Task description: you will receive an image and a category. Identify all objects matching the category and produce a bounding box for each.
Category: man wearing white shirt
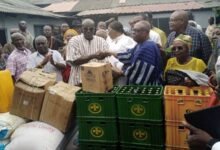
[26,35,66,81]
[107,21,136,53]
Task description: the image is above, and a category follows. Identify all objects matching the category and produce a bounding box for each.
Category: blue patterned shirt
[167,25,212,64]
[118,40,162,85]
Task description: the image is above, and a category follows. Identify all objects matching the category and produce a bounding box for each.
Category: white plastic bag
[0,113,26,140]
[6,121,64,150]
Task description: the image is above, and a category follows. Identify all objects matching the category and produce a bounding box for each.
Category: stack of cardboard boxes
[10,69,80,133]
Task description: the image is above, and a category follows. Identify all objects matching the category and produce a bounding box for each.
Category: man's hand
[41,52,52,66]
[95,51,112,60]
[183,122,213,149]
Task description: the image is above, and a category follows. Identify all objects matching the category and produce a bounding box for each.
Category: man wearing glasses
[113,20,163,85]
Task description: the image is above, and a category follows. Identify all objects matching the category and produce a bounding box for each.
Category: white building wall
[0,14,64,42]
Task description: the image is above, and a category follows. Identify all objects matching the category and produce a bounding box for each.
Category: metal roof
[77,1,203,16]
[24,0,63,5]
[0,0,64,18]
[43,1,79,13]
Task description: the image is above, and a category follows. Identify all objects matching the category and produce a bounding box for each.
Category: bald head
[43,25,52,38]
[135,20,151,32]
[133,21,151,43]
[169,10,189,32]
[18,20,27,31]
[172,10,189,23]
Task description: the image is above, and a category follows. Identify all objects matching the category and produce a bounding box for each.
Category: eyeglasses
[171,46,184,52]
[83,27,94,32]
[132,29,145,33]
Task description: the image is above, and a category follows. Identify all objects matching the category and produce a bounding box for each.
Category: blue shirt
[118,40,162,85]
[167,25,212,64]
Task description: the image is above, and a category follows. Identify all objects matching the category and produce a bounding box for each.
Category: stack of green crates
[76,86,119,150]
[116,85,164,149]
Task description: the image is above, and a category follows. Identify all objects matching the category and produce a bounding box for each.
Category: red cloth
[62,64,71,83]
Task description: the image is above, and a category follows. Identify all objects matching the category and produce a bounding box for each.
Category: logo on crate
[195,99,202,105]
[86,70,96,82]
[133,129,148,141]
[88,103,102,114]
[131,104,145,116]
[185,109,193,114]
[90,127,104,138]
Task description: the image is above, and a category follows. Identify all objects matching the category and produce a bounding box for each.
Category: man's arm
[183,122,217,150]
[6,55,16,83]
[69,51,112,66]
[50,51,66,70]
[201,33,212,64]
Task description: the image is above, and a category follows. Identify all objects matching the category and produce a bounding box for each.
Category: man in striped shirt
[66,18,111,86]
[115,21,162,85]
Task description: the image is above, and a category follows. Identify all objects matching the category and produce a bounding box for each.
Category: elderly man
[18,20,33,51]
[55,23,70,46]
[167,10,212,64]
[66,18,111,86]
[27,35,66,81]
[114,21,162,85]
[129,14,162,46]
[43,25,63,51]
[6,33,32,82]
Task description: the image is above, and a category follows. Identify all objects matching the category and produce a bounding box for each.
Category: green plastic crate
[76,86,119,118]
[120,144,164,150]
[78,118,118,143]
[119,119,164,147]
[79,141,118,150]
[116,85,163,121]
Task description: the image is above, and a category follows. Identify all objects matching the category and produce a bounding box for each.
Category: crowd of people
[1,10,220,149]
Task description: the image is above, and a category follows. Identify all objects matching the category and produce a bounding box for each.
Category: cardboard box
[10,69,56,120]
[81,62,113,93]
[19,68,56,89]
[40,82,81,132]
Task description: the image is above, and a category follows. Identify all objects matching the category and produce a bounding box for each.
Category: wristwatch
[207,138,219,150]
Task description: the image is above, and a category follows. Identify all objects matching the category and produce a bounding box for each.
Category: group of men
[0,9,219,150]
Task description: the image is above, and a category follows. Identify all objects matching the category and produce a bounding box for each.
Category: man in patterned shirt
[6,33,31,82]
[66,18,111,86]
[167,10,212,64]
